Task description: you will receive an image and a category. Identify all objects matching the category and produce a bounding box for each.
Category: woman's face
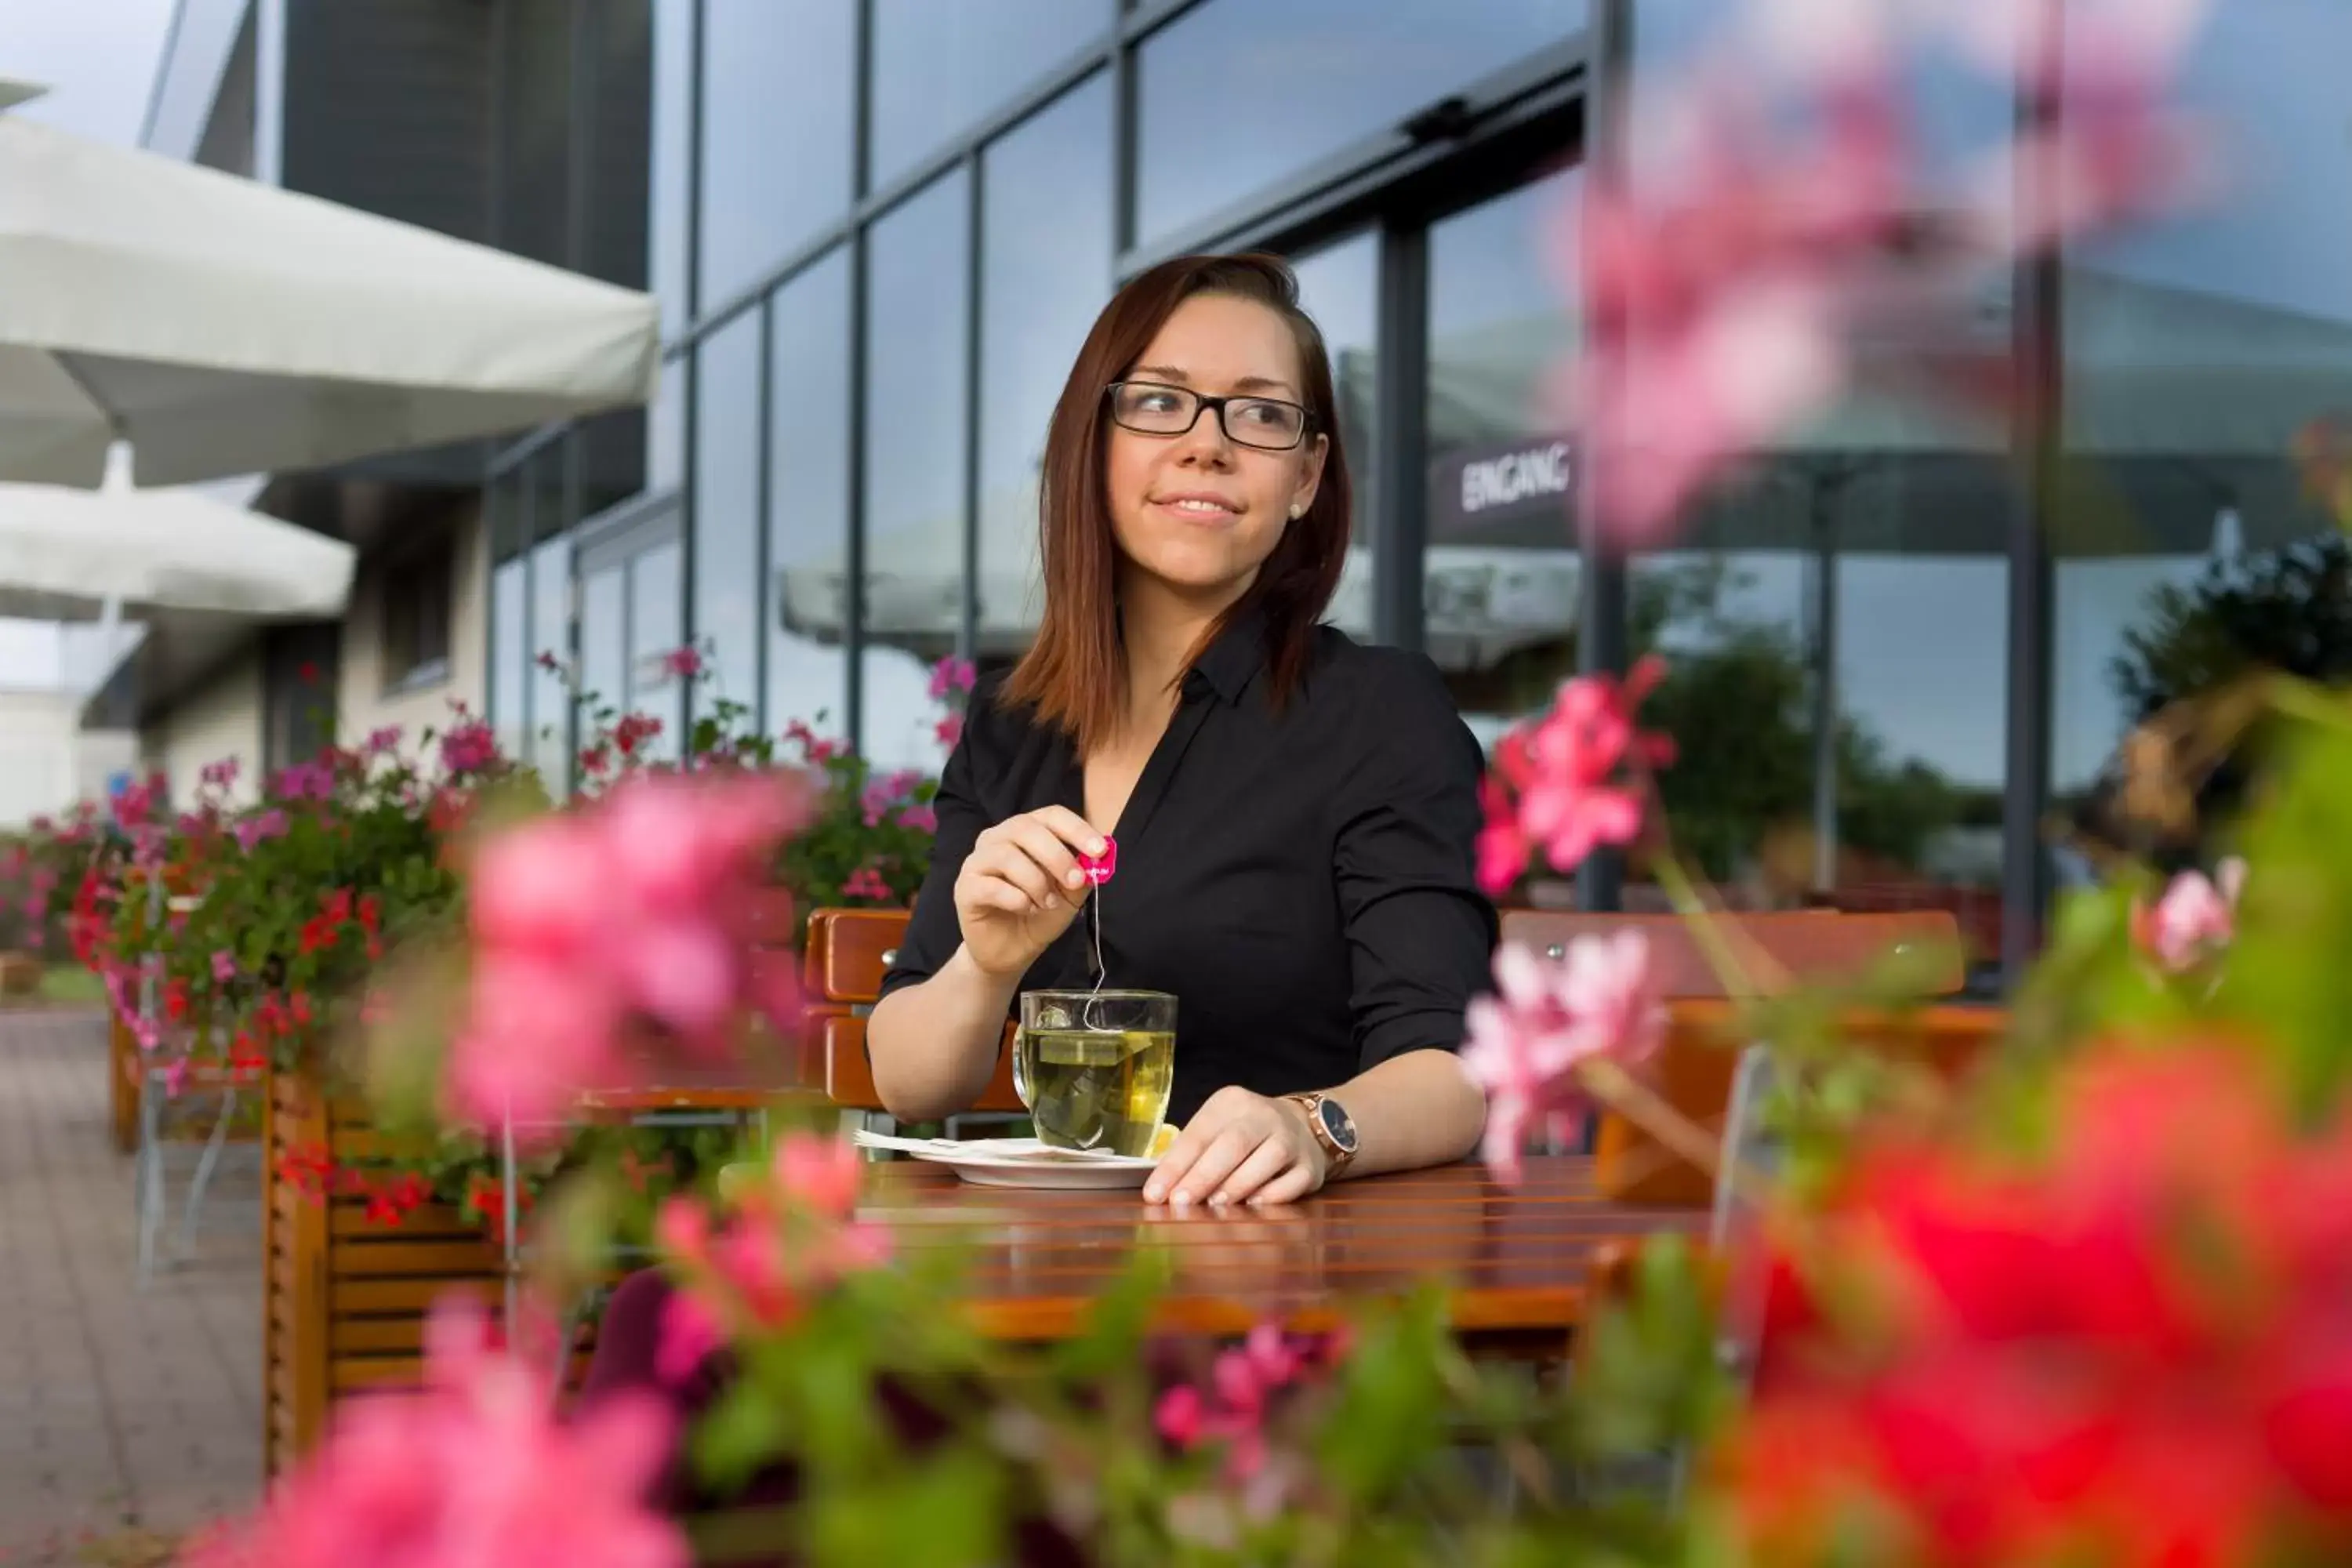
[1103,292,1327,604]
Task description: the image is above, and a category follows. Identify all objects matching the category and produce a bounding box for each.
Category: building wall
[138,650,265,810]
[336,500,491,751]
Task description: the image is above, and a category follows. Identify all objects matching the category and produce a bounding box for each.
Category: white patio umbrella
[0,82,659,488]
[0,473,354,623]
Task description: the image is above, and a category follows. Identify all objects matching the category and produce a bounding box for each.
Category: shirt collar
[1188,601,1269,706]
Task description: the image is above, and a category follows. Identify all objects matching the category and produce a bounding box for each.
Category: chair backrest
[1497,908,1998,1207]
[801,908,1022,1114]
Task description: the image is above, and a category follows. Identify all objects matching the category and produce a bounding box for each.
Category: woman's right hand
[953,806,1109,979]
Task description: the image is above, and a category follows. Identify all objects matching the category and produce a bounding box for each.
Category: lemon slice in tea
[1146,1123,1178,1159]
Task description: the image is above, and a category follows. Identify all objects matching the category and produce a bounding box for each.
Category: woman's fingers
[1028,805,1108,860]
[965,840,1059,912]
[1155,1127,1256,1207]
[1212,1138,1296,1207]
[996,817,1088,898]
[1244,1161,1322,1207]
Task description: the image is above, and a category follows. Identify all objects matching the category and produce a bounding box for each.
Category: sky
[0,0,178,688]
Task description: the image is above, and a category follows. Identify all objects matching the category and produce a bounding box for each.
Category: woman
[577,256,1495,1522]
[868,251,1494,1207]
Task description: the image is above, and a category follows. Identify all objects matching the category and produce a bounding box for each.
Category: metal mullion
[1370,223,1428,655]
[1111,9,1139,255]
[1574,0,1632,916]
[2002,0,2062,991]
[960,151,985,663]
[753,293,775,734]
[844,0,875,753]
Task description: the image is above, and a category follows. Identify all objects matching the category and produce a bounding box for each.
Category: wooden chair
[800,908,1022,1120]
[1497,909,2002,1206]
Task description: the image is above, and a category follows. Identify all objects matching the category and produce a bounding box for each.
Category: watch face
[1318,1097,1359,1153]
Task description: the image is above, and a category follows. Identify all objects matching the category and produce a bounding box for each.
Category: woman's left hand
[1144,1087,1327,1207]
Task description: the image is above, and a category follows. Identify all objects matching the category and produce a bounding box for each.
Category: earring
[1288,502,1303,519]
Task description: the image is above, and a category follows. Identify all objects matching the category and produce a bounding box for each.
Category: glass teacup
[1012,989,1177,1157]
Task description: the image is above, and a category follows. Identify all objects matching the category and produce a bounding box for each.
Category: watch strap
[1287,1092,1356,1172]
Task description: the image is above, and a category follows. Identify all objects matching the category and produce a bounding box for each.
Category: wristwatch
[1285,1092,1360,1176]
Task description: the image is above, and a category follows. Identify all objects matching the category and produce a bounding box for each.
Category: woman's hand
[1144,1087,1327,1208]
[953,805,1106,979]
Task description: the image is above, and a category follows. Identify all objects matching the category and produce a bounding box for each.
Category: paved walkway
[0,1009,260,1561]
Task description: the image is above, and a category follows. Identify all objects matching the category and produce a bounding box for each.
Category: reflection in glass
[628,540,684,764]
[579,566,626,740]
[692,313,763,719]
[529,532,573,792]
[1289,234,1377,637]
[2053,0,2352,866]
[976,76,1112,681]
[491,557,527,768]
[861,172,969,771]
[696,0,855,310]
[768,251,854,739]
[1137,0,1584,244]
[649,359,686,492]
[1423,169,1580,761]
[649,0,693,333]
[869,0,1112,191]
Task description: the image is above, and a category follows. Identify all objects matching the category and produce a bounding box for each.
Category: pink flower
[212,949,237,983]
[232,808,289,854]
[841,865,894,902]
[441,720,499,776]
[363,725,404,757]
[2133,857,2245,974]
[859,768,924,826]
[184,1296,686,1568]
[199,757,241,791]
[927,655,977,702]
[654,1286,725,1387]
[1461,931,1667,1183]
[1479,659,1674,895]
[935,713,964,751]
[898,803,937,834]
[274,760,336,803]
[446,771,813,1136]
[662,645,703,681]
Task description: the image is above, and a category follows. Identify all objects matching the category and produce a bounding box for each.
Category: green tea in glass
[1014,989,1177,1157]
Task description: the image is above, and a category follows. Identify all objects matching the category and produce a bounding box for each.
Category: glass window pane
[1137,0,1584,245]
[529,531,573,792]
[692,313,764,720]
[650,0,693,333]
[649,358,686,492]
[869,0,1112,191]
[580,564,627,737]
[492,557,528,764]
[2053,1,2352,869]
[860,172,971,772]
[1289,234,1378,637]
[697,0,856,310]
[1425,171,1581,773]
[769,250,854,739]
[627,539,684,764]
[977,77,1113,682]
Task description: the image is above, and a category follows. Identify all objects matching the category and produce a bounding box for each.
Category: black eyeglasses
[1105,380,1313,452]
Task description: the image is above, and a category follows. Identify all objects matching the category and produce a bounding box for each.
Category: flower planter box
[262,1062,600,1479]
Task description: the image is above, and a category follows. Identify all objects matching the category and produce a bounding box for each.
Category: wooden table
[858,1156,1702,1353]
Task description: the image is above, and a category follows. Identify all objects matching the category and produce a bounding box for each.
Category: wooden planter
[109,1009,140,1153]
[262,1062,597,1478]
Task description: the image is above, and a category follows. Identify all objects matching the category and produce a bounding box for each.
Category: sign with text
[1429,437,1575,537]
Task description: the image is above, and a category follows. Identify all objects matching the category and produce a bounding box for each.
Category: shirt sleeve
[1330,652,1499,1075]
[877,716,986,1003]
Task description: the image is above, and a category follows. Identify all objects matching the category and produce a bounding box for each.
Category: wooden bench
[1498,909,2001,1206]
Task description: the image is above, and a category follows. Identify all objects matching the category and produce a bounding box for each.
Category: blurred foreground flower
[652,1131,888,1381]
[448,769,813,1139]
[1477,658,1675,895]
[187,1298,686,1568]
[2132,856,2245,975]
[1729,1041,2352,1567]
[1461,931,1666,1182]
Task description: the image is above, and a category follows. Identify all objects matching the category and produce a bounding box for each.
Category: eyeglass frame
[1102,379,1317,453]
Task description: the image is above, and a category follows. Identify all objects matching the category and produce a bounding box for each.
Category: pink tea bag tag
[1077,837,1118,887]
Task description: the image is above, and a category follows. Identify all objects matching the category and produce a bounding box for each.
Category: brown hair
[1000,252,1352,755]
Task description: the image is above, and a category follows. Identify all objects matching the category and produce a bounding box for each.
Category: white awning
[0,83,659,488]
[0,474,355,622]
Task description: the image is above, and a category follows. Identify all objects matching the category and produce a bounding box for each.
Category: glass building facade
[484,0,2352,997]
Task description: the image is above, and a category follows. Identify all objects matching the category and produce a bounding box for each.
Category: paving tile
[0,1010,261,1554]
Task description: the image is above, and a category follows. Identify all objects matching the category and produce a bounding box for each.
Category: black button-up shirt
[879,614,1499,1126]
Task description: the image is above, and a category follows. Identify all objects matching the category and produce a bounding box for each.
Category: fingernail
[1171,1191,1193,1210]
[1044,894,1061,909]
[1209,1192,1230,1208]
[1065,869,1084,888]
[1091,840,1106,855]
[1143,1184,1164,1203]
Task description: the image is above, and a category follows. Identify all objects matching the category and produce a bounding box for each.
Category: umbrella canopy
[0,83,659,488]
[0,476,355,622]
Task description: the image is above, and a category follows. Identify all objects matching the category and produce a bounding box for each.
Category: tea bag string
[1082,878,1110,1033]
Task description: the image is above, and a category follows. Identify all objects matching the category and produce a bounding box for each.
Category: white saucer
[854,1131,1157,1189]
